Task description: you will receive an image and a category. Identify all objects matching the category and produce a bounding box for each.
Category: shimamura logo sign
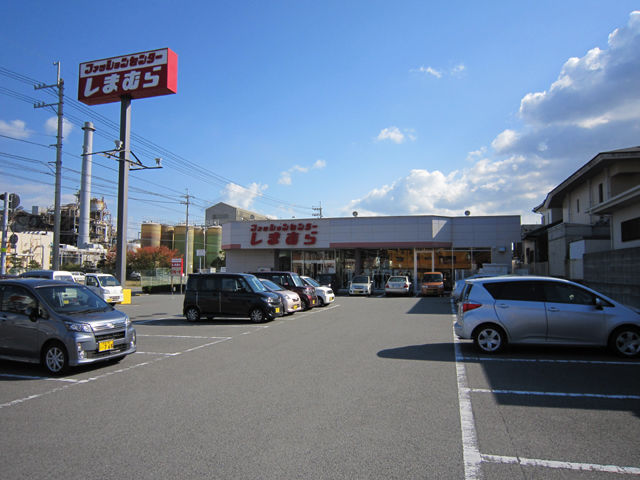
[78,48,178,106]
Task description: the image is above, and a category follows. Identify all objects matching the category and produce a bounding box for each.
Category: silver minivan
[0,279,136,374]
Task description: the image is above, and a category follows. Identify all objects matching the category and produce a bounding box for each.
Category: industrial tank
[192,227,205,272]
[140,222,161,248]
[160,224,174,250]
[206,225,222,268]
[173,225,194,275]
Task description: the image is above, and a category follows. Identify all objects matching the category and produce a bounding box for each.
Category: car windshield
[422,274,442,282]
[389,277,407,282]
[260,279,284,291]
[98,275,120,287]
[303,277,321,287]
[290,273,304,287]
[352,276,369,283]
[38,285,109,313]
[245,276,267,292]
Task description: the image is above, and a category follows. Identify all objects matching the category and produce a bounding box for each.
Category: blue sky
[1,1,640,239]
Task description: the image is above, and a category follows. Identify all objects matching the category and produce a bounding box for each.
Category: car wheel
[185,307,200,322]
[473,325,506,354]
[301,298,310,310]
[250,308,266,323]
[42,341,69,375]
[317,297,325,307]
[609,326,640,358]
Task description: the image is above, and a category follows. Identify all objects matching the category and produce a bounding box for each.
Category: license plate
[312,300,316,305]
[275,307,280,313]
[293,305,299,310]
[98,340,113,352]
[328,296,334,301]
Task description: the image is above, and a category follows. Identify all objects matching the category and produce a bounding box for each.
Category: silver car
[349,275,372,296]
[385,276,413,296]
[454,276,640,357]
[259,278,302,314]
[0,279,137,375]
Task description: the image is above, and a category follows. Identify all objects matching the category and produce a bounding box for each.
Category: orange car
[421,272,444,297]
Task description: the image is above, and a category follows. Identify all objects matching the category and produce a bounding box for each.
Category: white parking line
[453,322,482,480]
[482,454,640,475]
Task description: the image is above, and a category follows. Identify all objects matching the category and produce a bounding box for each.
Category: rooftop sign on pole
[78,48,178,106]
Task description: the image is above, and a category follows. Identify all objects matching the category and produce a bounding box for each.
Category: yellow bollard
[121,288,132,305]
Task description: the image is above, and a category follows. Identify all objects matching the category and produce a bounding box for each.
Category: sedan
[385,276,413,296]
[454,276,640,357]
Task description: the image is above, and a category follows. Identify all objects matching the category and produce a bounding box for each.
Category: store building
[222,214,521,290]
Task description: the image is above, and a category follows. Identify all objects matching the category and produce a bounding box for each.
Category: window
[542,282,595,305]
[598,183,603,203]
[1,285,37,314]
[621,217,640,242]
[486,281,544,302]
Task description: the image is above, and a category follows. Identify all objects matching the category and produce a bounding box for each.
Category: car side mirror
[24,307,39,322]
[595,297,604,310]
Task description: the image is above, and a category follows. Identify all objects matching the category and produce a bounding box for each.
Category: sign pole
[0,192,8,274]
[115,96,131,286]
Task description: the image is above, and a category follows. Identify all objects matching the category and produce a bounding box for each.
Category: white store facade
[222,214,522,290]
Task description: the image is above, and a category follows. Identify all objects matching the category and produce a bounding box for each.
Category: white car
[84,273,124,306]
[70,271,86,283]
[349,275,372,296]
[301,276,335,307]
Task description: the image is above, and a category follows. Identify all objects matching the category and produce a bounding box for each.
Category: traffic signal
[0,193,20,210]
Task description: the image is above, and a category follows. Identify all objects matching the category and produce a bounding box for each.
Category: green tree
[210,250,226,270]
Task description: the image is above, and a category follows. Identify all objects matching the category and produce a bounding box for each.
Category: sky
[1,1,640,240]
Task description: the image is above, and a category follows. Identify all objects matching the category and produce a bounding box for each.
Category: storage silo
[206,225,222,269]
[140,222,161,248]
[193,227,205,272]
[173,225,194,275]
[160,224,174,250]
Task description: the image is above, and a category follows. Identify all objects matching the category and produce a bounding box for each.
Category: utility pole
[35,62,64,269]
[181,190,191,275]
[312,202,323,218]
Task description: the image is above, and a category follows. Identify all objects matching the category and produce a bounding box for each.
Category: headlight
[266,297,277,304]
[283,294,291,299]
[65,322,93,333]
[125,316,131,328]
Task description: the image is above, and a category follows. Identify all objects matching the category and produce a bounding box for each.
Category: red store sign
[78,48,178,106]
[249,223,318,246]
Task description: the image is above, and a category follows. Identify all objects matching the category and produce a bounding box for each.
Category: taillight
[462,301,482,313]
[385,283,389,288]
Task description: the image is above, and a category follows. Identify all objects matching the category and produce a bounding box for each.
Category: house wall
[584,246,640,310]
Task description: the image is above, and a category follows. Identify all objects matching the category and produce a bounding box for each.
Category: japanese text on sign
[249,223,318,246]
[78,48,178,106]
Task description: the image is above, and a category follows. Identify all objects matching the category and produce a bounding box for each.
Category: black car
[247,271,317,310]
[183,273,283,323]
[316,273,341,291]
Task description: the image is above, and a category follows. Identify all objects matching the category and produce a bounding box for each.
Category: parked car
[130,271,141,279]
[69,271,86,284]
[385,276,413,296]
[0,278,137,375]
[19,270,76,283]
[183,272,283,323]
[84,274,124,306]
[316,273,341,291]
[451,274,495,303]
[421,272,444,297]
[454,276,640,357]
[349,275,372,296]
[258,278,302,314]
[248,271,317,311]
[301,276,335,307]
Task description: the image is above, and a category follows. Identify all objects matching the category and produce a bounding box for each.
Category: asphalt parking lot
[0,291,638,479]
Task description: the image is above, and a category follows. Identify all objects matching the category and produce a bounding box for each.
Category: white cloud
[278,172,292,185]
[279,159,327,185]
[377,127,407,144]
[0,119,31,139]
[410,66,442,78]
[45,117,74,137]
[451,64,466,75]
[346,13,640,224]
[220,182,267,210]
